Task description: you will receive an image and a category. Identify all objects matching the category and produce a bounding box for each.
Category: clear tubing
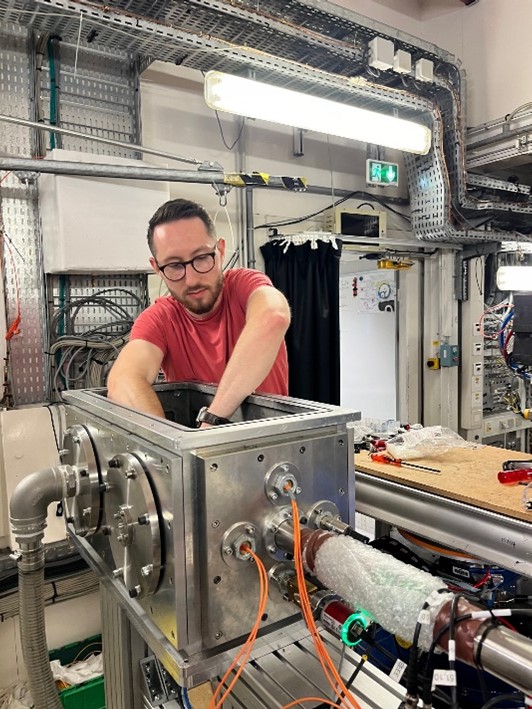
[312,534,452,649]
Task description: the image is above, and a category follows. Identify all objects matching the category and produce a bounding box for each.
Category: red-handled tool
[370,453,440,473]
[497,469,532,485]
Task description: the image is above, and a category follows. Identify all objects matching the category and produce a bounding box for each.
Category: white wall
[336,0,532,126]
[140,63,410,273]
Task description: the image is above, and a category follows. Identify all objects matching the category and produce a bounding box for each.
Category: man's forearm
[107,376,165,417]
[208,309,288,418]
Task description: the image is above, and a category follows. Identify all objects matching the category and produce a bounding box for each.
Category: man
[107,198,290,424]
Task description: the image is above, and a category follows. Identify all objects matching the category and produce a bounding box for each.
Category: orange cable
[209,548,269,709]
[282,699,341,709]
[290,498,363,709]
[0,228,21,341]
[213,554,268,708]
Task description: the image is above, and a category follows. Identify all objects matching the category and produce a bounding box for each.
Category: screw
[269,492,278,501]
[337,439,344,447]
[125,469,136,479]
[215,631,223,640]
[257,454,264,462]
[299,447,306,454]
[141,564,153,577]
[267,545,276,553]
[210,463,218,471]
[223,547,233,556]
[138,514,150,525]
[245,525,255,535]
[109,457,121,468]
[338,488,345,495]
[295,486,302,494]
[99,482,110,493]
[211,520,220,528]
[281,464,289,473]
[129,585,141,598]
[79,468,88,477]
[82,507,91,517]
[112,567,123,578]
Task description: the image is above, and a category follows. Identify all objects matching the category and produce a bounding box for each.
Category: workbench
[354,445,532,577]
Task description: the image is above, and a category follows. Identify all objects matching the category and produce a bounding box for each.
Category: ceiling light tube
[204,71,432,155]
[496,266,532,292]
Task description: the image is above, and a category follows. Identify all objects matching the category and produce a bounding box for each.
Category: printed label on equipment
[389,659,407,683]
[432,669,457,687]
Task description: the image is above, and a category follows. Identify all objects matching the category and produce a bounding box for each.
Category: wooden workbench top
[355,445,532,523]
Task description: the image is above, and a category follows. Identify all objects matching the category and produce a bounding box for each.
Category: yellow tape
[224,172,269,187]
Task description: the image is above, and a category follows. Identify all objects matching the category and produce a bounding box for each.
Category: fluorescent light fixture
[497,266,532,291]
[204,71,432,155]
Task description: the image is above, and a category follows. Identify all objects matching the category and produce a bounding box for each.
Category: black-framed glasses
[157,249,217,282]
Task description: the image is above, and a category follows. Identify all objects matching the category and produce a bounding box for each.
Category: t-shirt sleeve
[229,269,275,310]
[130,301,168,354]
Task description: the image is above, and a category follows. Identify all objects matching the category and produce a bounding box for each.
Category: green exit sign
[366,159,399,187]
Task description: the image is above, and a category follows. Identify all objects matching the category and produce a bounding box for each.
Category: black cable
[45,403,60,451]
[448,594,461,709]
[254,190,411,231]
[479,694,525,709]
[341,653,367,696]
[214,110,245,150]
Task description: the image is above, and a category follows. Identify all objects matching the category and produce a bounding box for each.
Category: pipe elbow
[9,466,76,543]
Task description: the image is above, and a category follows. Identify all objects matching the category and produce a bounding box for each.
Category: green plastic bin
[49,634,105,709]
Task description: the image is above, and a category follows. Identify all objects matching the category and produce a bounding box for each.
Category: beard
[172,271,224,315]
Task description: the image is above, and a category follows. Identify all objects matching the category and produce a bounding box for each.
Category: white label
[389,659,407,683]
[417,609,431,624]
[432,669,457,687]
[448,640,456,662]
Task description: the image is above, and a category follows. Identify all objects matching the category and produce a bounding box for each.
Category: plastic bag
[385,425,477,460]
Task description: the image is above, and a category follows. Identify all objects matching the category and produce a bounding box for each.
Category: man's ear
[217,238,226,261]
[149,256,160,274]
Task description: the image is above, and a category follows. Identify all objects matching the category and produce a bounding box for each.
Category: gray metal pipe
[0,156,304,192]
[0,156,224,184]
[10,465,81,709]
[0,113,203,166]
[475,622,532,695]
[245,187,255,269]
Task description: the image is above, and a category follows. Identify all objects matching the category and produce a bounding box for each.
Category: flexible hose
[19,550,62,709]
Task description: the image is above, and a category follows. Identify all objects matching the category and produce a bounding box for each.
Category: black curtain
[260,239,342,404]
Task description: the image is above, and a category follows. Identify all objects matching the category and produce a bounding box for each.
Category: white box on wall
[38,150,169,273]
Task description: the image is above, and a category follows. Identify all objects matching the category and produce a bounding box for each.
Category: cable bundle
[49,287,145,394]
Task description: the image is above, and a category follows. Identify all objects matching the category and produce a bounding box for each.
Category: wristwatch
[196,406,231,427]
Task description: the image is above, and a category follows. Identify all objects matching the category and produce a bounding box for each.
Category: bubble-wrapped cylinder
[310,534,453,650]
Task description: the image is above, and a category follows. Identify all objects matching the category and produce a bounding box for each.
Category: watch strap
[196,406,231,427]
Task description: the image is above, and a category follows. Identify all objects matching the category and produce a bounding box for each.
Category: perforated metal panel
[0,22,142,405]
[0,24,48,405]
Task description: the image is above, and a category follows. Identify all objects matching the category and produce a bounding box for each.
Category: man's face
[150,217,226,317]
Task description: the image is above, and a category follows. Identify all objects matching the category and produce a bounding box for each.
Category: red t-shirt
[131,268,288,395]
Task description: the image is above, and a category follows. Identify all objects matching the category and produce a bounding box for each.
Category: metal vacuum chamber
[61,382,358,684]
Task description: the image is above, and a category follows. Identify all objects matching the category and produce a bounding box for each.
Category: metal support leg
[101,583,147,709]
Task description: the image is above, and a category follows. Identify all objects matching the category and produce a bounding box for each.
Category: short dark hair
[147,199,215,255]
